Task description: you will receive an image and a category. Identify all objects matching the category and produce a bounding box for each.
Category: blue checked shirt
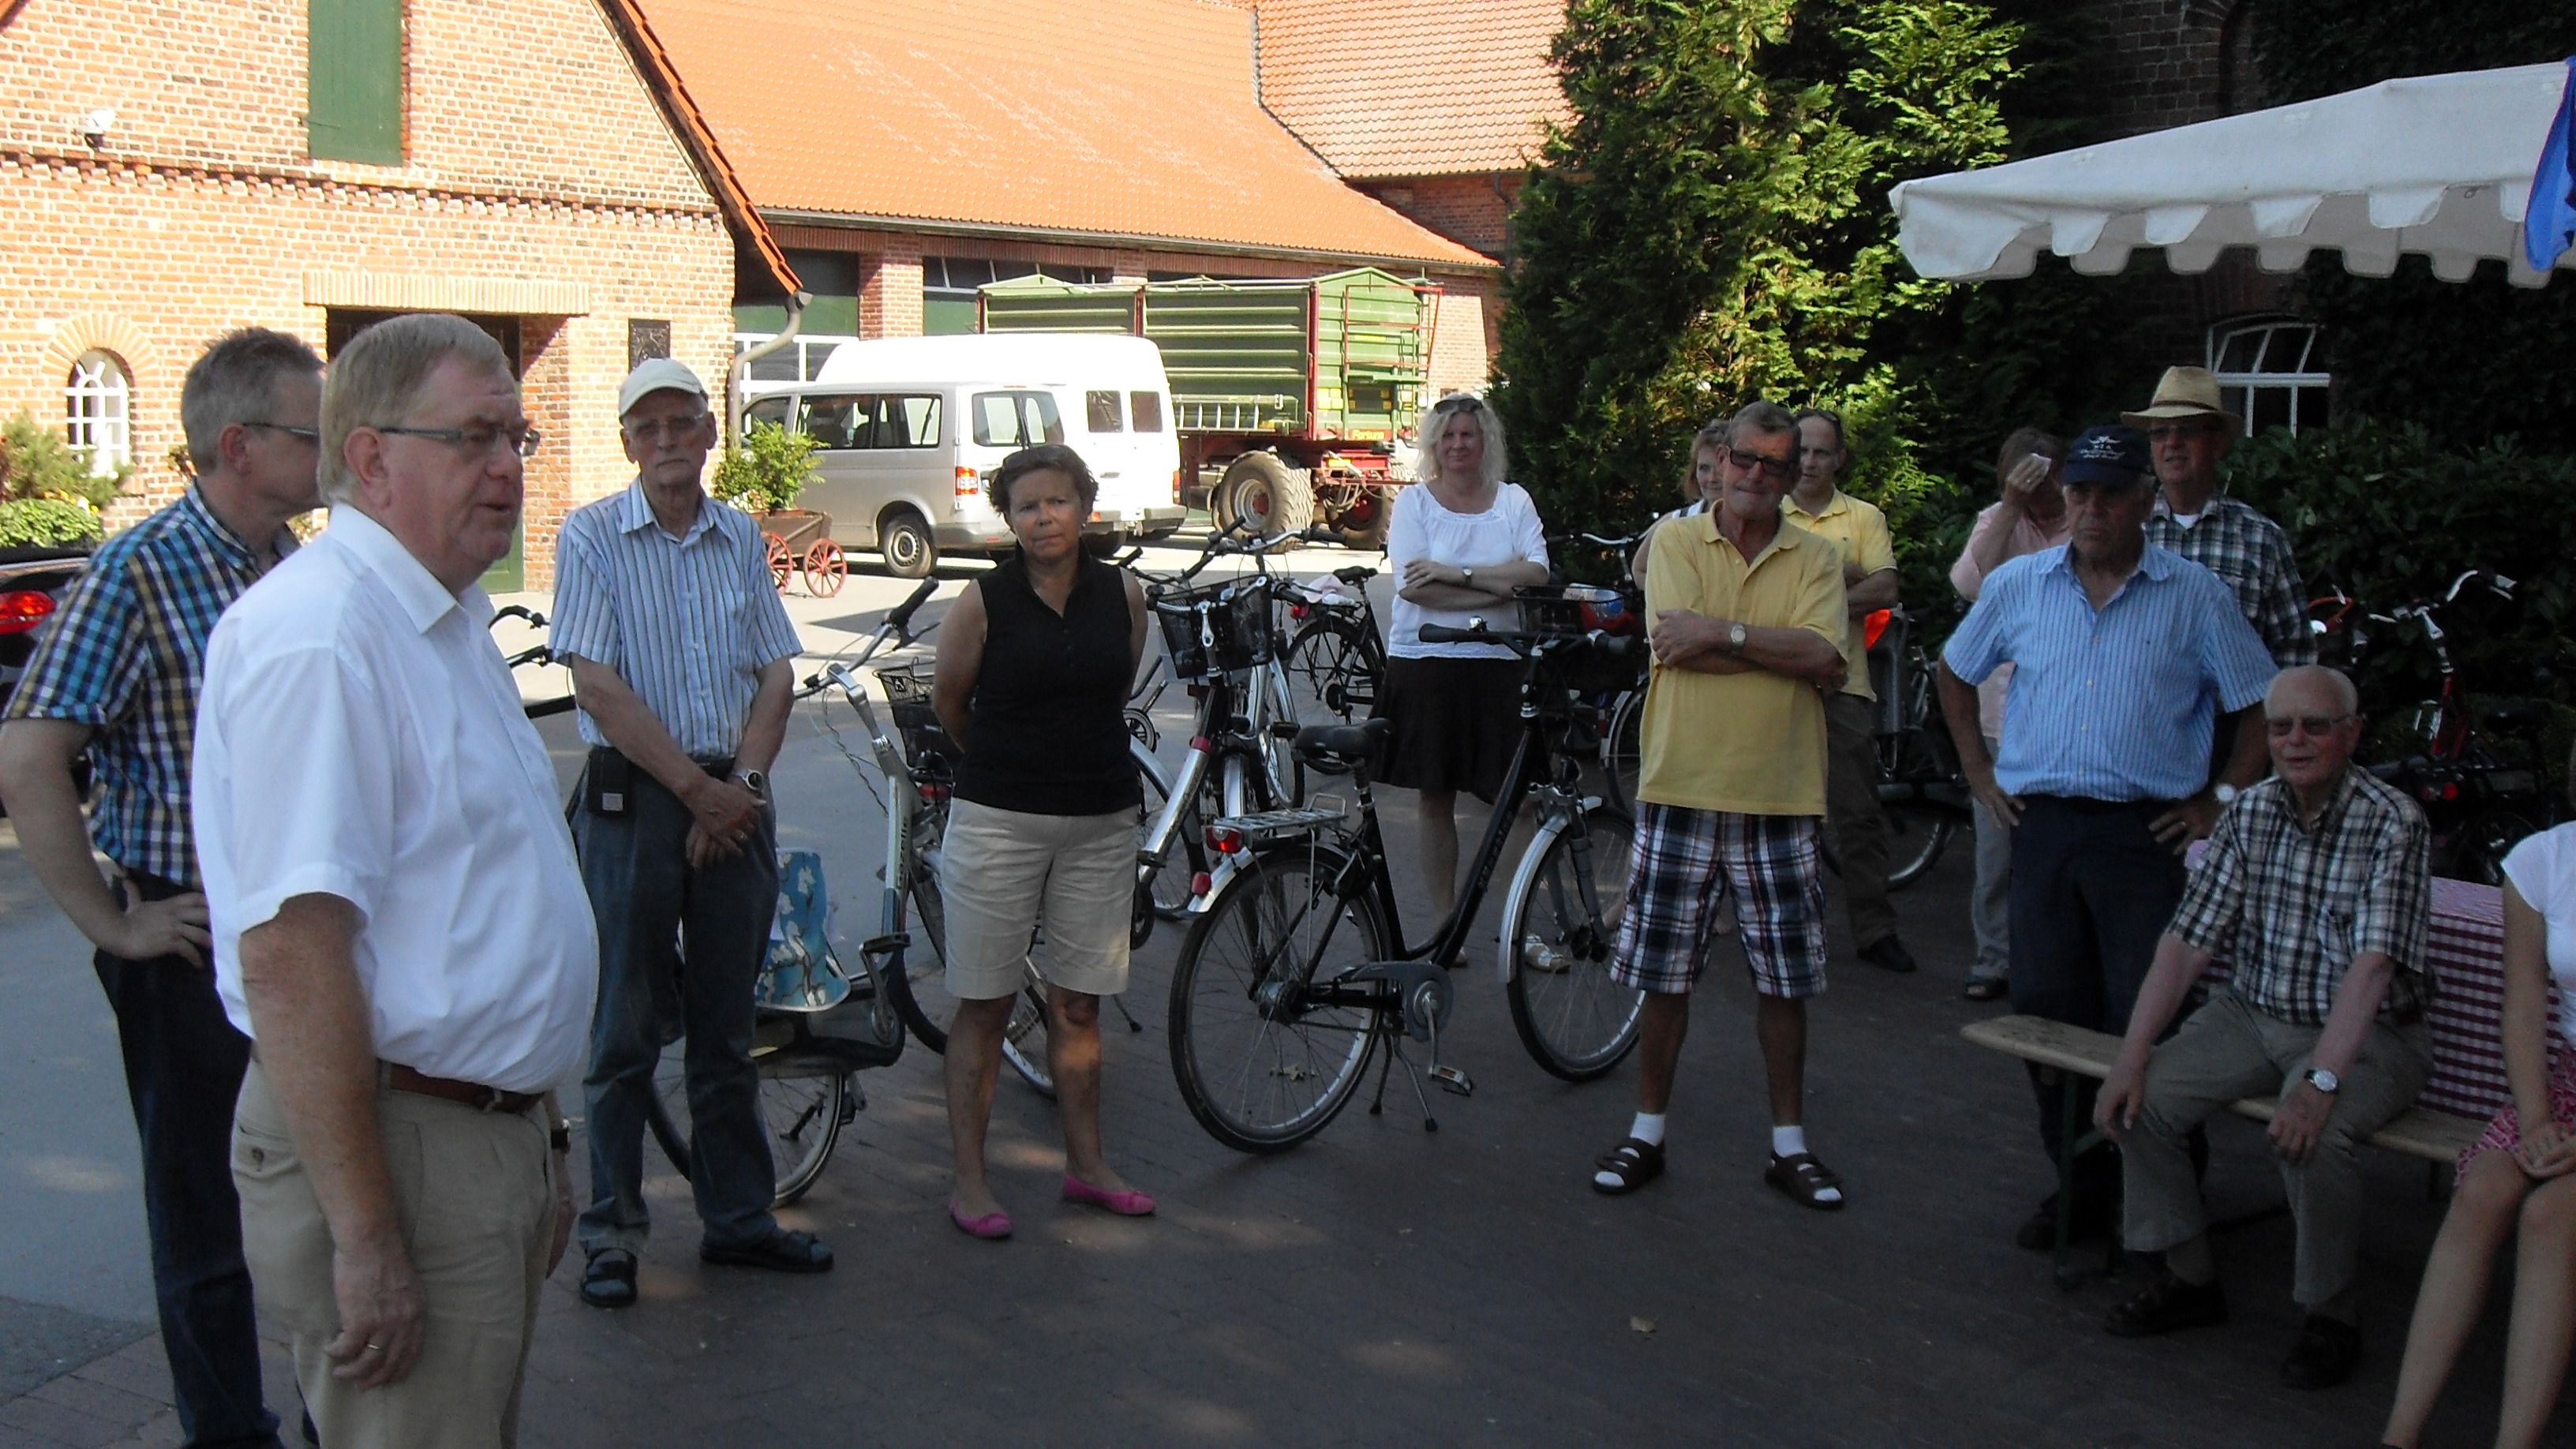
[3,488,286,886]
[1943,544,2275,802]
[551,481,801,758]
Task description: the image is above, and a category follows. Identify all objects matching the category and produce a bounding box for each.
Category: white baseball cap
[617,357,708,419]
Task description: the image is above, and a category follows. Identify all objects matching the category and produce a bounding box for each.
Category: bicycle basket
[1515,586,1640,694]
[1154,578,1273,683]
[874,665,960,771]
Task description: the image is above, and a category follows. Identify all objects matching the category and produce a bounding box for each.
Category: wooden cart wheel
[802,540,848,598]
[763,532,792,592]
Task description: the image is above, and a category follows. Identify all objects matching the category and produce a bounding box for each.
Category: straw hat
[2119,365,2241,431]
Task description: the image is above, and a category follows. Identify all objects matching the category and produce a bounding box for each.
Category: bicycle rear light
[1205,824,1248,855]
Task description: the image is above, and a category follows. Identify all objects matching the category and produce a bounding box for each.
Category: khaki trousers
[233,1061,555,1449]
[1822,691,1897,949]
[2121,992,2431,1308]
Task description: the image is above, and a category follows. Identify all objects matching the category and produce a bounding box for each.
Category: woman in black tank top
[929,444,1156,1238]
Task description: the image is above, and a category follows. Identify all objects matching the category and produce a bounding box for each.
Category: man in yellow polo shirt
[1782,408,1917,975]
[1589,401,1852,1211]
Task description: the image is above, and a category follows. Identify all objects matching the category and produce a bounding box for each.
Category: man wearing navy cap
[1936,425,2277,1251]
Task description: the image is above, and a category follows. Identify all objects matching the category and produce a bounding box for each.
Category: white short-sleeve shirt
[196,507,597,1094]
[1383,481,1549,660]
[2501,822,2576,1049]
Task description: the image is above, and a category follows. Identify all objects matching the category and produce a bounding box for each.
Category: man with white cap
[2126,365,2315,671]
[553,357,826,1310]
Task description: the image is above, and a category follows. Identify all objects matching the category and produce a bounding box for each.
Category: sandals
[578,1248,637,1309]
[1962,975,2009,1002]
[1765,1151,1846,1211]
[1591,1136,1666,1195]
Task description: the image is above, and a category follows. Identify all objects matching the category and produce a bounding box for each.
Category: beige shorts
[938,797,1133,1000]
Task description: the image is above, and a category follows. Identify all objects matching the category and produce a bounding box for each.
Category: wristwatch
[735,769,769,803]
[549,1119,573,1154]
[1727,622,1749,655]
[2212,782,2240,806]
[2304,1067,2340,1094]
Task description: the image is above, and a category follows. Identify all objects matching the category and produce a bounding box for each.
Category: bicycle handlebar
[1417,620,1636,658]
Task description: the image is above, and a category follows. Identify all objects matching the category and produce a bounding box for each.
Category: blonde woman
[1373,394,1550,936]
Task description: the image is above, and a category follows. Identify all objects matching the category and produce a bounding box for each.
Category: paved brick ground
[5,597,2566,1446]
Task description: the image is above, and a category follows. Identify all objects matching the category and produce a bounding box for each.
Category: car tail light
[0,590,55,636]
[954,467,981,504]
[1170,468,1183,503]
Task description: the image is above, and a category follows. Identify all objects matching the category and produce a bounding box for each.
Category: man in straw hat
[2124,365,2315,671]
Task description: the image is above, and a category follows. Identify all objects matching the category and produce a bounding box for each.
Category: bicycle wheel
[904,860,1054,1095]
[1877,725,1960,890]
[1283,616,1376,722]
[646,1035,851,1208]
[1256,659,1306,807]
[1133,749,1202,943]
[1602,687,1645,815]
[1168,844,1387,1153]
[1503,807,1645,1081]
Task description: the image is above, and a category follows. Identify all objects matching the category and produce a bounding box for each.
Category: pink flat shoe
[1061,1174,1156,1216]
[948,1201,1013,1240]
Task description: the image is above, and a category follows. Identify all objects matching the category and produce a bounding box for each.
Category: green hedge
[0,497,101,548]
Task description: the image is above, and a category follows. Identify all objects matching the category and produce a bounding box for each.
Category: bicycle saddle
[1294,718,1390,769]
[1332,565,1377,585]
[1346,958,1455,1042]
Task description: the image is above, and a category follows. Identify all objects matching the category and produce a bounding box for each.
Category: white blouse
[1383,481,1549,660]
[2502,822,2576,1049]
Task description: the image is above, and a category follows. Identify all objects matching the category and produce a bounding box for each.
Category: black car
[0,541,93,811]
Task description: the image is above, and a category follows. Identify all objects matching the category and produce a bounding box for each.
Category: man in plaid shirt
[2095,665,2432,1391]
[0,328,321,1448]
[2128,365,2316,669]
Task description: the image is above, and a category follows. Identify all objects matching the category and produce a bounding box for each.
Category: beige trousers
[232,1061,555,1449]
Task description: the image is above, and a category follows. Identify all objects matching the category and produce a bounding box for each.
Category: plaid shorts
[1608,803,1828,998]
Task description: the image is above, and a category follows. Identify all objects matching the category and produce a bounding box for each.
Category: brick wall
[1348,174,1518,261]
[0,0,743,591]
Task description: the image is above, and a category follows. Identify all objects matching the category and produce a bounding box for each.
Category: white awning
[1889,63,2575,288]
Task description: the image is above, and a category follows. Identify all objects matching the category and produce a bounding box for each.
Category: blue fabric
[550,482,801,758]
[2525,58,2576,272]
[1943,544,2275,801]
[759,848,850,1011]
[2,489,272,886]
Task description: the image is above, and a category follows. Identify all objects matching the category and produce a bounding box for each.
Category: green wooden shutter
[308,0,403,165]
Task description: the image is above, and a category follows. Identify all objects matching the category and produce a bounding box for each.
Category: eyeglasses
[2266,712,2352,739]
[241,421,320,444]
[1723,445,1795,481]
[623,413,711,444]
[372,422,541,461]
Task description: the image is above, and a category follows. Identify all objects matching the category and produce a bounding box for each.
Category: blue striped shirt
[1942,544,2275,801]
[551,481,801,758]
[3,488,286,886]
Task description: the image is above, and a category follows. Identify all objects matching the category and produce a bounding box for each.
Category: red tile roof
[1245,0,1570,179]
[633,0,1496,271]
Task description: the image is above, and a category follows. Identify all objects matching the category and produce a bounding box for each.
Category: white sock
[1772,1125,1840,1203]
[1594,1113,1665,1189]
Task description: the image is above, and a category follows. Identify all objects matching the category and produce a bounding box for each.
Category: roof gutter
[758,208,1500,276]
[596,0,800,296]
[726,290,811,440]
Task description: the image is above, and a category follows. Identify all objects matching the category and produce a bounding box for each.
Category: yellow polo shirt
[1779,488,1896,702]
[1638,514,1846,816]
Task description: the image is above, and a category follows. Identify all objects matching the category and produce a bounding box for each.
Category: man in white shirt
[194,313,596,1448]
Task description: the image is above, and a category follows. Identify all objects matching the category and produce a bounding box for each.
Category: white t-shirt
[2501,822,2576,1049]
[1384,481,1549,660]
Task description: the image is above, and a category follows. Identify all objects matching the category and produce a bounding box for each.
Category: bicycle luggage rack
[1204,803,1346,849]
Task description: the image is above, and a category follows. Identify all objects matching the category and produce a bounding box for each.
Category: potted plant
[712,419,834,590]
[0,413,125,562]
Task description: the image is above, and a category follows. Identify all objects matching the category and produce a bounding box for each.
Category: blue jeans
[573,757,781,1256]
[99,874,282,1449]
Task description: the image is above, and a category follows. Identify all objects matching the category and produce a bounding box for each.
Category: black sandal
[1765,1151,1846,1211]
[1962,975,2009,1002]
[579,1248,637,1309]
[1592,1136,1665,1195]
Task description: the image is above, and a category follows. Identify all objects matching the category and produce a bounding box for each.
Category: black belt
[2018,793,2176,815]
[585,746,736,780]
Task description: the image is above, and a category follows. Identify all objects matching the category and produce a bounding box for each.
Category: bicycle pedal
[1428,1064,1473,1097]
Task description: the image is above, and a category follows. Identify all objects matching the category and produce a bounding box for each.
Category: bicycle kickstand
[1109,991,1144,1035]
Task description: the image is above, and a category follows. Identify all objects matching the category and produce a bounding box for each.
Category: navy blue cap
[2059,425,2152,487]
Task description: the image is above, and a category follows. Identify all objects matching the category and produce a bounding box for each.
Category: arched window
[2207,318,2328,436]
[64,350,132,474]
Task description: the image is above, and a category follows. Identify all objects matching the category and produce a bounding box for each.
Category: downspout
[727,290,812,443]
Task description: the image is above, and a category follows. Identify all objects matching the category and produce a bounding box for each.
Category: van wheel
[1213,453,1316,543]
[881,511,937,578]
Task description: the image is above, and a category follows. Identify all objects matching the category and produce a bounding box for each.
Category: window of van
[743,395,793,431]
[796,394,874,450]
[882,395,942,449]
[970,391,1063,448]
[1129,391,1165,433]
[1085,391,1123,433]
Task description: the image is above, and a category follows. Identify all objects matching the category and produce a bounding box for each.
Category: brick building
[632,0,1502,395]
[0,0,795,589]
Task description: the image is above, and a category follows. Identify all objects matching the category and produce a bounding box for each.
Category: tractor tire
[1212,452,1316,543]
[1336,484,1396,552]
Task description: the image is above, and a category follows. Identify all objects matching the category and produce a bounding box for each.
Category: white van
[737,334,1185,578]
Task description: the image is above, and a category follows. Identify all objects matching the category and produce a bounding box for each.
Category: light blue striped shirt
[1942,544,2274,801]
[552,481,802,758]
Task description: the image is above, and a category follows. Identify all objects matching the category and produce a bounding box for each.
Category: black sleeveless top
[953,550,1141,817]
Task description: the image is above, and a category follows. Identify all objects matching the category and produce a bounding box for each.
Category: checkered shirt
[2,489,280,886]
[2167,769,2432,1026]
[2145,495,2316,667]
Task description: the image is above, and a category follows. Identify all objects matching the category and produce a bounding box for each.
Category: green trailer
[980,268,1440,547]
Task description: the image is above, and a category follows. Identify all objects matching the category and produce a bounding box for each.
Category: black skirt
[1371,655,1523,802]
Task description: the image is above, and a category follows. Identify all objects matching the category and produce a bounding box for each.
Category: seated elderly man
[2095,664,2433,1391]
